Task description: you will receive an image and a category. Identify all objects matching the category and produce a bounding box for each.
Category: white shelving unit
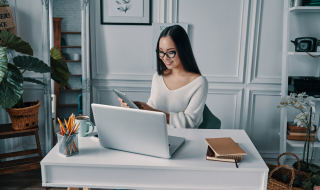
[280,1,320,165]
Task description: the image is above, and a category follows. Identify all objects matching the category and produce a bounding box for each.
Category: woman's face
[158,36,182,70]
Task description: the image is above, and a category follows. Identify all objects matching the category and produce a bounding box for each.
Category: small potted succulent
[0,30,70,130]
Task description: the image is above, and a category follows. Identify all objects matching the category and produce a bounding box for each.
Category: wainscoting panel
[178,0,249,83]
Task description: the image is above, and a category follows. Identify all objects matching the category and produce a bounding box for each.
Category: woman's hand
[133,101,155,111]
[118,97,130,108]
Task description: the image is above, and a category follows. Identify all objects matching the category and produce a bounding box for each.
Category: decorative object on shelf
[288,76,320,96]
[0,1,17,45]
[73,53,80,60]
[100,0,151,25]
[294,0,303,6]
[277,92,316,172]
[61,37,66,46]
[303,0,320,6]
[267,152,309,189]
[291,37,320,58]
[0,30,70,130]
[63,53,71,60]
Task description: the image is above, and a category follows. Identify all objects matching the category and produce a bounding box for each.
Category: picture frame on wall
[100,0,152,25]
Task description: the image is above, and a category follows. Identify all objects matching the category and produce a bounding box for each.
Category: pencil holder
[57,132,79,157]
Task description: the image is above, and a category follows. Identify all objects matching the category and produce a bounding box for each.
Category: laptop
[91,103,185,158]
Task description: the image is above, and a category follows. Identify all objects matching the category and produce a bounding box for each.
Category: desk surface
[41,129,269,190]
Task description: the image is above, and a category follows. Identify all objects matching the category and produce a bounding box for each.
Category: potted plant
[0,30,70,130]
[277,92,319,173]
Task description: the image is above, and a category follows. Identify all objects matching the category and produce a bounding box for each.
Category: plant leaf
[0,30,33,56]
[50,57,70,87]
[24,77,46,86]
[311,174,320,186]
[50,47,63,60]
[0,47,8,83]
[282,174,287,183]
[51,74,61,84]
[0,63,23,110]
[116,0,121,4]
[13,55,52,73]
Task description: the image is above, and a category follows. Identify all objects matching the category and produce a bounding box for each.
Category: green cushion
[197,104,221,129]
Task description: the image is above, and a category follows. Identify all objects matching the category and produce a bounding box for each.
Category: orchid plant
[277,92,316,171]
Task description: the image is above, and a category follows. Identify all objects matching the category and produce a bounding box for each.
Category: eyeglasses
[156,50,177,58]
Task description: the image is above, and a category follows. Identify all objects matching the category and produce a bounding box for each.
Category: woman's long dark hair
[156,25,201,75]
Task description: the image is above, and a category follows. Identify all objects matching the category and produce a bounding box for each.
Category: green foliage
[0,63,23,110]
[13,56,52,73]
[50,57,70,87]
[24,77,46,86]
[0,31,71,110]
[50,47,63,60]
[303,165,320,189]
[0,30,33,56]
[0,47,7,83]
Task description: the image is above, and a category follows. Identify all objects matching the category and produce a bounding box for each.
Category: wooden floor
[0,168,113,190]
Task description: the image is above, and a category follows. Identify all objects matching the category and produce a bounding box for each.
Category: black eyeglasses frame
[156,50,177,58]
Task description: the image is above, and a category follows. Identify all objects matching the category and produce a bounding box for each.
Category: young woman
[118,25,208,128]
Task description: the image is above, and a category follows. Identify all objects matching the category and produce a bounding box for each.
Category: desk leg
[67,188,79,190]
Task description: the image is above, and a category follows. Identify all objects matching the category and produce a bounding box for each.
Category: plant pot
[6,100,40,130]
[293,160,320,174]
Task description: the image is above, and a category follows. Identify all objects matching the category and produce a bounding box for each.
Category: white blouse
[147,72,208,128]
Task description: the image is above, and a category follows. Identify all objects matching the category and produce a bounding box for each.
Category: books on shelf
[286,121,317,141]
[287,121,316,132]
[205,137,246,168]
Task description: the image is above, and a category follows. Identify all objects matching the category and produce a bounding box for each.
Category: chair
[197,104,221,129]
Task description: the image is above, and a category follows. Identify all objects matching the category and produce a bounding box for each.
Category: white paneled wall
[89,0,317,163]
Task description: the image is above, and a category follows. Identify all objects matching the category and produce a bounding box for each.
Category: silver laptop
[91,103,185,159]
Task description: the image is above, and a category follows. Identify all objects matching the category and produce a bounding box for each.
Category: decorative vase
[314,185,320,190]
[6,100,41,130]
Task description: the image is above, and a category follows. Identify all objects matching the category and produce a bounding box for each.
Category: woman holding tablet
[118,25,208,129]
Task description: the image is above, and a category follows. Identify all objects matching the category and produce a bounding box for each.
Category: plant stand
[0,123,42,175]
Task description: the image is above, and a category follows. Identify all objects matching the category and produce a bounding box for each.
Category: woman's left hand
[133,101,155,111]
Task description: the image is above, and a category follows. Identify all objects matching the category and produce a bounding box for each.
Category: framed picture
[100,0,152,25]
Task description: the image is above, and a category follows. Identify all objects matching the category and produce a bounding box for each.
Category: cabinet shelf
[59,104,78,107]
[61,46,81,48]
[290,6,320,12]
[288,52,320,55]
[60,89,81,91]
[65,60,81,62]
[61,31,81,34]
[278,132,320,147]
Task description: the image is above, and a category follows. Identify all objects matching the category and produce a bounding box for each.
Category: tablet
[113,89,139,109]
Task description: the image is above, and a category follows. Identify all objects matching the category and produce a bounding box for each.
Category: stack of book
[205,137,247,168]
[287,121,316,141]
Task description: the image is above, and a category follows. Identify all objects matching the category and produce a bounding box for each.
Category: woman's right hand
[118,97,130,108]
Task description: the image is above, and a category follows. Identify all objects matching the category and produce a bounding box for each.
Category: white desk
[41,129,269,190]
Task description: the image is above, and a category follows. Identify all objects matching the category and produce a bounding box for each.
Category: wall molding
[207,87,244,130]
[247,0,281,85]
[81,0,91,117]
[243,86,281,137]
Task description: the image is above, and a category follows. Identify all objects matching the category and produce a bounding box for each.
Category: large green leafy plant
[0,30,70,110]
